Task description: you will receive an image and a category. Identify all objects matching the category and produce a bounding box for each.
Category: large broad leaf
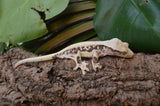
[94,0,160,53]
[0,0,69,44]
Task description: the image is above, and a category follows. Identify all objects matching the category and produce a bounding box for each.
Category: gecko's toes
[81,61,89,71]
[73,61,89,74]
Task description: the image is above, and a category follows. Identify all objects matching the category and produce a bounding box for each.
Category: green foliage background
[94,0,160,53]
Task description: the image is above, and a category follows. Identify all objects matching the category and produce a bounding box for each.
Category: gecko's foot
[73,61,89,75]
[92,62,102,71]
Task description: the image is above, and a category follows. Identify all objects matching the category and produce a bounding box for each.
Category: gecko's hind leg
[91,51,102,71]
[73,51,89,74]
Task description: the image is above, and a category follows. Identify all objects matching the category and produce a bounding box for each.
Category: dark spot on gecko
[0,35,2,39]
[52,55,57,59]
[69,48,79,54]
[97,51,101,56]
[77,56,81,63]
[93,57,98,62]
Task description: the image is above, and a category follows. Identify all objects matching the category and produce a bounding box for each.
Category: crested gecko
[14,38,134,74]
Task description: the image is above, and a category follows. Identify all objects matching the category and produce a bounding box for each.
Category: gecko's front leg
[91,51,102,71]
[73,51,89,74]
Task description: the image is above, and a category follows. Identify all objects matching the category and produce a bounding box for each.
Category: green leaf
[94,0,160,53]
[0,0,69,44]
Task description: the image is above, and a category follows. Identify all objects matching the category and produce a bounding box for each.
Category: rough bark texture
[0,48,160,106]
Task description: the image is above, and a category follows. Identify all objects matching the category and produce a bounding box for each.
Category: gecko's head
[106,38,134,58]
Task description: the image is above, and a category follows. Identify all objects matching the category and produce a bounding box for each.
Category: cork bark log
[0,48,160,106]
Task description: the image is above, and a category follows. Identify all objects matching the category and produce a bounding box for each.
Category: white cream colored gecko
[15,38,134,74]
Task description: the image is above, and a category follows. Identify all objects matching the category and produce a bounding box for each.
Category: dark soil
[0,48,160,106]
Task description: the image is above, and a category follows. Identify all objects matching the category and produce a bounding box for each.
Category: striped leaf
[22,0,97,54]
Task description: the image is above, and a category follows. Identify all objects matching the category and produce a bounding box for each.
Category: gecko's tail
[14,53,56,68]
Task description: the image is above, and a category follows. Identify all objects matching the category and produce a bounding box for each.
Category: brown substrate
[0,48,160,106]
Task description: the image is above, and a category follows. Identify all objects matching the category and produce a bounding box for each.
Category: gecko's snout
[125,48,134,58]
[116,39,134,58]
